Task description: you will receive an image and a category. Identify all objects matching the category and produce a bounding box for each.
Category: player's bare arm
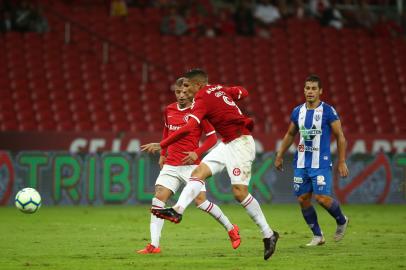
[181,151,199,165]
[331,120,349,178]
[275,122,298,171]
[141,143,161,154]
[182,121,217,165]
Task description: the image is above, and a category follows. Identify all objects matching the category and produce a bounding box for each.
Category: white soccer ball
[15,188,42,214]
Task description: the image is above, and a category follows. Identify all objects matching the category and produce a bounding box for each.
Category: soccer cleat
[263,231,279,260]
[334,216,349,241]
[136,243,161,254]
[151,207,183,224]
[228,224,241,249]
[306,235,326,246]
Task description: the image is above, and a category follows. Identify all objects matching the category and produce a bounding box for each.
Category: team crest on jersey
[233,168,241,176]
[315,115,321,121]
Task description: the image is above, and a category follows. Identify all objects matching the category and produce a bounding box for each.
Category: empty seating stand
[0,2,405,134]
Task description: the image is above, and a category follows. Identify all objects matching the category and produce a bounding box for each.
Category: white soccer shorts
[202,135,256,185]
[155,164,207,193]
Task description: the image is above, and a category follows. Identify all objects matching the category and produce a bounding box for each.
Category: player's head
[183,68,208,94]
[172,77,191,108]
[304,74,323,104]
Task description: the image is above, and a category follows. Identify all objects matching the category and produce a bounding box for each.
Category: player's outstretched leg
[237,190,278,260]
[152,164,212,222]
[151,178,205,222]
[151,176,200,222]
[197,199,241,249]
[138,197,165,254]
[316,195,349,241]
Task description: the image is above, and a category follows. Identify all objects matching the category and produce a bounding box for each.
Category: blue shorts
[293,167,332,197]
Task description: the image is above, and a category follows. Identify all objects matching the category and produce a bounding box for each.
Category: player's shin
[321,199,347,225]
[301,206,323,236]
[241,194,273,238]
[173,177,205,214]
[197,200,233,231]
[150,197,165,247]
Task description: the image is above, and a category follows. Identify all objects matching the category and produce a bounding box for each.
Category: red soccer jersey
[162,102,216,166]
[188,84,252,143]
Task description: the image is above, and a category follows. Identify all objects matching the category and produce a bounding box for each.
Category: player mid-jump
[142,69,279,260]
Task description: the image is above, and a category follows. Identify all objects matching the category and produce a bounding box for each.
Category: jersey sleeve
[189,94,207,124]
[326,105,340,124]
[194,120,217,157]
[201,119,215,136]
[290,107,299,127]
[224,86,248,101]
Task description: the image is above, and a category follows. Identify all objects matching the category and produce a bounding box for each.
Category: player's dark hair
[305,74,322,88]
[184,68,208,84]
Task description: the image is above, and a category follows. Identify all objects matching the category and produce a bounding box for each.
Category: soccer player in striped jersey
[275,74,350,246]
[138,78,240,254]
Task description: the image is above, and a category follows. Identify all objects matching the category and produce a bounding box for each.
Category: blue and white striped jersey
[290,102,339,169]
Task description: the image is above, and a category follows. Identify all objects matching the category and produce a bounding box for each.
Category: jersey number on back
[223,96,242,115]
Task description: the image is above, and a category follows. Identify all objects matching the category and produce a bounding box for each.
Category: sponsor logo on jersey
[298,144,319,152]
[299,125,322,141]
[233,168,241,176]
[294,184,300,192]
[166,124,183,131]
[183,114,190,123]
[293,177,303,183]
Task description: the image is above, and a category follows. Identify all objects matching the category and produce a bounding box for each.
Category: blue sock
[301,206,322,236]
[324,199,346,225]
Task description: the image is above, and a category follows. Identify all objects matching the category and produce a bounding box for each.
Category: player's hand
[338,161,349,178]
[182,151,198,165]
[274,155,284,171]
[159,155,166,169]
[141,143,161,154]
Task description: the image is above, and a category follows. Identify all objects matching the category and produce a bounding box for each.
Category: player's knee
[232,185,248,202]
[154,185,172,202]
[314,194,332,207]
[194,192,206,206]
[297,193,312,207]
[191,163,212,180]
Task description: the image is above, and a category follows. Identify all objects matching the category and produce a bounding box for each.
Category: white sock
[197,200,234,231]
[241,194,273,238]
[150,197,165,247]
[174,177,204,214]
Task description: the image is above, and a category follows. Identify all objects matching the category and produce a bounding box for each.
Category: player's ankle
[173,205,184,214]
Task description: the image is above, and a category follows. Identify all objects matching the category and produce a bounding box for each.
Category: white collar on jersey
[177,103,191,111]
[305,101,323,110]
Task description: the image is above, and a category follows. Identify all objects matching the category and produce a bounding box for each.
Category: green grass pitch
[1,204,405,270]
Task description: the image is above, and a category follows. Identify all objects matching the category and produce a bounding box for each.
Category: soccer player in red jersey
[142,70,279,260]
[138,78,241,254]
